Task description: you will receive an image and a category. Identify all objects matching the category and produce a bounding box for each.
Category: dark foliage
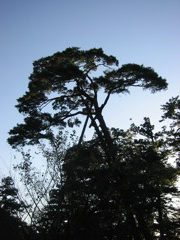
[7,48,179,239]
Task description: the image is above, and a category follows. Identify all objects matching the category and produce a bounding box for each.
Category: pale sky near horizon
[0,0,180,179]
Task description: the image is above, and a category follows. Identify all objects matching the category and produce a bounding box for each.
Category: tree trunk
[93,103,117,162]
[136,211,154,240]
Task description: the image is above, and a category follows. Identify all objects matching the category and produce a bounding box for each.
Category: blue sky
[0,0,180,178]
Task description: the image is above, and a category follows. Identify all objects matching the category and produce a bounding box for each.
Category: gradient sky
[0,0,180,178]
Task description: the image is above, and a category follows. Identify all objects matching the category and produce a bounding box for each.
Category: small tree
[160,96,180,167]
[0,176,27,240]
[0,176,25,217]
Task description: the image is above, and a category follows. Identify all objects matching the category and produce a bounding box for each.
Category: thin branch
[84,63,106,76]
[39,93,80,110]
[100,90,112,111]
[60,110,86,121]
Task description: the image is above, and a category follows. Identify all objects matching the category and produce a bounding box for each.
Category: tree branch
[100,90,112,111]
[60,110,86,120]
[39,93,80,110]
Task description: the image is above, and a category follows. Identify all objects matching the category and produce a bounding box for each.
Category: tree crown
[8,47,168,148]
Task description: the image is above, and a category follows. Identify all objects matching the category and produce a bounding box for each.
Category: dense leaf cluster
[35,118,179,240]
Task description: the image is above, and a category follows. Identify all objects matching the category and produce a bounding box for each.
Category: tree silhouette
[7,47,180,239]
[0,176,28,240]
[8,47,167,162]
[35,117,179,239]
[0,176,25,217]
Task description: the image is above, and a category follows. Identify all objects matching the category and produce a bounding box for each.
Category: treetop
[8,47,168,148]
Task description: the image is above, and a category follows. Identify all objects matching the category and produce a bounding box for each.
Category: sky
[0,0,180,179]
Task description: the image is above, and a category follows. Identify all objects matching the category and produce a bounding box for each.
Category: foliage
[8,47,167,163]
[13,130,77,226]
[35,117,179,239]
[0,176,25,216]
[160,96,180,167]
[0,176,30,240]
[7,47,180,239]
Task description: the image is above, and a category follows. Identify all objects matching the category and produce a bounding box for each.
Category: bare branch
[39,94,80,110]
[100,90,112,111]
[61,110,86,120]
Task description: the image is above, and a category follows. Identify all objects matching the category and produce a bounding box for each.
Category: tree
[124,118,179,239]
[0,176,25,217]
[160,96,180,167]
[8,47,168,162]
[13,130,71,226]
[0,176,27,240]
[8,47,177,239]
[35,117,179,239]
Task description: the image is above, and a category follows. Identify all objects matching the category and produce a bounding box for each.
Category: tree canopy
[35,117,179,240]
[8,47,167,162]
